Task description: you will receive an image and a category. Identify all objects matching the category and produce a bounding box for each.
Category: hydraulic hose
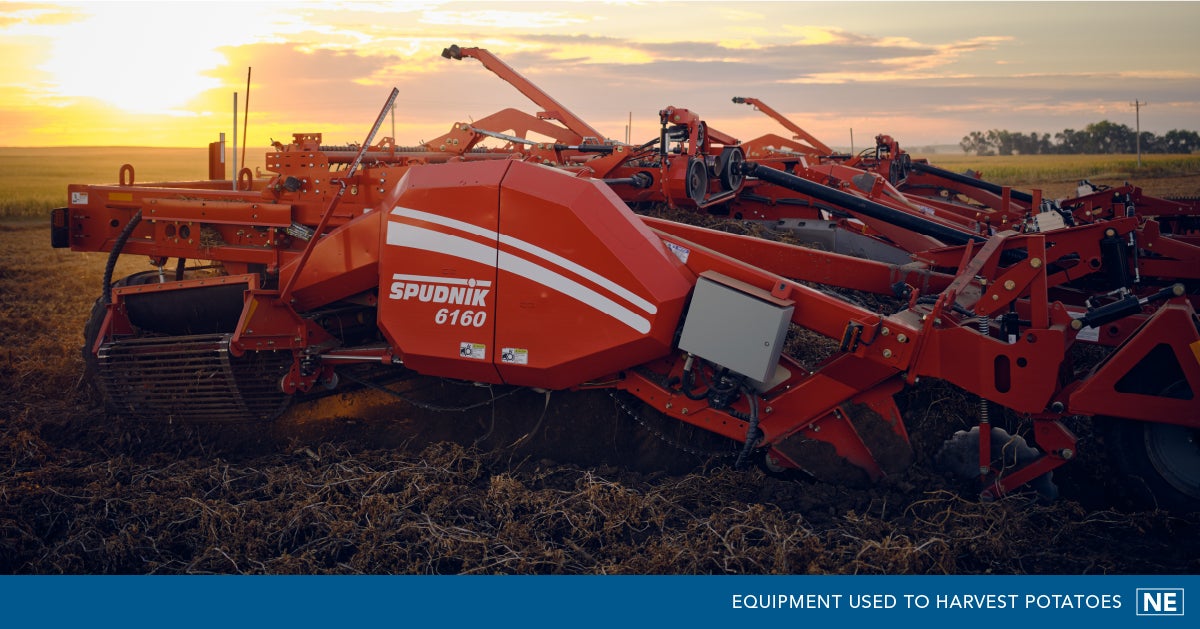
[740,162,983,246]
[101,210,143,306]
[911,161,1034,205]
[734,386,761,470]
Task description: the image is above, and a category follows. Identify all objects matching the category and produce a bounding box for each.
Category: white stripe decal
[497,251,650,334]
[391,273,492,287]
[391,206,656,315]
[386,221,650,334]
[386,221,497,268]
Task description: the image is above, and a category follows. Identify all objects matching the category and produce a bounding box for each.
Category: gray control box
[678,272,794,384]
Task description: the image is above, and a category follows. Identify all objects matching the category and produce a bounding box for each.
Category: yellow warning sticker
[108,192,134,202]
[1191,339,1200,367]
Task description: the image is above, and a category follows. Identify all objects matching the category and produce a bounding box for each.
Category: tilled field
[2,218,1198,574]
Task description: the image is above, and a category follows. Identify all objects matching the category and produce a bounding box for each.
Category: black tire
[80,296,106,405]
[1103,417,1200,512]
[81,271,158,406]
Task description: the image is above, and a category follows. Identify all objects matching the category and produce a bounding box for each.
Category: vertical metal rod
[240,67,251,176]
[232,92,238,191]
[978,315,991,479]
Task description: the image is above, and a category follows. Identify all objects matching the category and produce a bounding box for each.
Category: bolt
[1030,257,1043,269]
[882,349,893,358]
[1004,280,1016,290]
[897,334,908,343]
[665,402,673,409]
[979,466,991,476]
[681,408,689,415]
[1060,448,1074,460]
[881,327,890,336]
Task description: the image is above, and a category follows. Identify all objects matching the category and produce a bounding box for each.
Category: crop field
[911,152,1200,198]
[0,148,261,218]
[1,149,1198,574]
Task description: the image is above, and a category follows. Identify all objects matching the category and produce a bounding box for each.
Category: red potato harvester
[52,61,1200,512]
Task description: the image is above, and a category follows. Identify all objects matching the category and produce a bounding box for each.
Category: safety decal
[459,342,486,360]
[664,241,690,264]
[500,348,528,365]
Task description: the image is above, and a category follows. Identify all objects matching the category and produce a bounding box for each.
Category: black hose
[734,387,761,470]
[741,162,983,246]
[101,210,143,306]
[912,161,1034,204]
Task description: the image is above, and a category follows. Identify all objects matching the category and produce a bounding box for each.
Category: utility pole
[1131,99,1147,166]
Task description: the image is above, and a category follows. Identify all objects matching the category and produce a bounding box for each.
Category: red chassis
[57,154,1200,505]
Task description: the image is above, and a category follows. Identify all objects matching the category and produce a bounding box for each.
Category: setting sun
[1,2,1197,148]
[31,4,296,115]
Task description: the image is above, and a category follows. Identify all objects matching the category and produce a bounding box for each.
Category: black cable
[101,210,143,305]
[734,386,762,469]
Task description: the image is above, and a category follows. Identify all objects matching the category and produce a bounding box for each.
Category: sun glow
[35,4,292,115]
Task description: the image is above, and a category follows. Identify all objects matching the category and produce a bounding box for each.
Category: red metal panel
[494,162,692,389]
[1069,302,1200,425]
[377,160,508,385]
[281,210,384,312]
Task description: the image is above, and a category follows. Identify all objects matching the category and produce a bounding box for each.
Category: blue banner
[1,574,1193,627]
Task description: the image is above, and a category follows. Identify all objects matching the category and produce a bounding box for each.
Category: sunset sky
[3,1,1197,151]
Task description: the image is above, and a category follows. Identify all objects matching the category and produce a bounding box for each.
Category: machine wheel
[716,146,745,191]
[1103,417,1200,512]
[80,270,160,404]
[685,158,708,205]
[81,296,107,404]
[935,425,1058,501]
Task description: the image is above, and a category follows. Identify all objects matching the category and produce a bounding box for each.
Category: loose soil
[2,192,1197,574]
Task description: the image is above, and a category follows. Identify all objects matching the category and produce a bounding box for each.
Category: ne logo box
[1135,588,1184,617]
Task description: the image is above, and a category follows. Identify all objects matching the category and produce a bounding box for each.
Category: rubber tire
[80,296,106,405]
[1102,417,1200,513]
[81,271,157,407]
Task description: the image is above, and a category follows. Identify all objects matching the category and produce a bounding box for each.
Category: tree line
[959,120,1200,155]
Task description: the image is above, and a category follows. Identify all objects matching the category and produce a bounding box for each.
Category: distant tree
[1009,131,1052,155]
[986,129,1015,155]
[1054,128,1086,154]
[964,122,1198,154]
[1085,120,1136,153]
[1162,129,1200,153]
[1137,130,1160,154]
[959,130,993,155]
